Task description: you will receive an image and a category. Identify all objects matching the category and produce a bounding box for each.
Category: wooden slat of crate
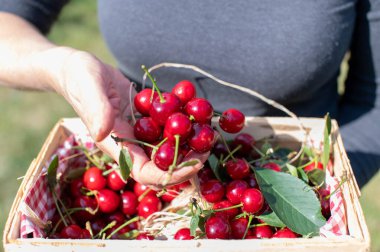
[3,117,370,251]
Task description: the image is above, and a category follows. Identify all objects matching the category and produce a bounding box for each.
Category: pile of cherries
[133,71,245,171]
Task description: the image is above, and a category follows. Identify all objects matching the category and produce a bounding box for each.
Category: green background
[0,0,379,251]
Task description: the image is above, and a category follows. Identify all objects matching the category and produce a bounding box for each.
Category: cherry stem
[213,111,222,117]
[106,216,140,239]
[249,222,268,228]
[222,145,242,163]
[213,203,243,212]
[216,129,236,162]
[138,188,152,202]
[85,221,94,239]
[252,145,266,158]
[52,190,68,227]
[141,65,165,103]
[325,175,347,200]
[164,135,180,186]
[111,135,158,150]
[243,214,254,239]
[102,166,119,176]
[94,221,117,239]
[297,157,317,170]
[151,137,168,158]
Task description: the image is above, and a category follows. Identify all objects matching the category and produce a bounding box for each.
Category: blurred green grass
[0,0,379,251]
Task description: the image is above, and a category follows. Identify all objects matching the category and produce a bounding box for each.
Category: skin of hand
[0,13,208,187]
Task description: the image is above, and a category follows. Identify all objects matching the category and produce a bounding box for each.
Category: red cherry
[174,228,194,240]
[161,186,180,203]
[212,141,229,158]
[205,216,230,239]
[73,195,98,221]
[107,171,126,191]
[250,225,273,239]
[134,117,162,143]
[121,191,138,216]
[133,182,156,198]
[97,189,120,213]
[163,112,192,143]
[197,167,216,185]
[134,88,158,116]
[154,142,182,171]
[230,217,250,239]
[188,123,215,153]
[172,80,196,105]
[213,200,239,220]
[226,180,249,205]
[200,179,225,203]
[231,133,255,156]
[138,195,162,219]
[184,98,214,124]
[149,92,181,125]
[136,233,154,240]
[272,227,299,238]
[304,161,324,172]
[81,229,91,239]
[226,159,251,180]
[262,162,281,172]
[241,188,264,214]
[83,167,106,191]
[60,224,84,239]
[245,174,259,189]
[70,178,84,198]
[219,108,245,133]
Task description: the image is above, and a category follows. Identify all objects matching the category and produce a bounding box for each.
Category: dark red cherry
[121,190,138,216]
[83,167,106,191]
[245,174,259,189]
[250,225,273,239]
[213,200,239,220]
[200,179,225,203]
[304,161,324,172]
[70,178,84,198]
[212,141,229,158]
[226,159,251,180]
[134,88,158,116]
[136,233,154,240]
[272,227,299,238]
[97,189,120,213]
[188,123,215,153]
[262,162,281,172]
[197,167,216,185]
[174,228,194,240]
[73,195,98,221]
[134,117,162,143]
[107,171,126,191]
[133,182,156,198]
[230,217,250,239]
[205,216,230,239]
[163,112,192,143]
[172,80,196,105]
[90,218,106,234]
[219,108,245,133]
[60,224,84,239]
[154,142,182,171]
[137,195,162,219]
[226,180,249,205]
[184,98,214,124]
[106,211,126,224]
[149,92,181,125]
[241,188,264,214]
[231,133,255,156]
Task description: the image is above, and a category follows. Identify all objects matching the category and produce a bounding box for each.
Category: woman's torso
[98,0,356,116]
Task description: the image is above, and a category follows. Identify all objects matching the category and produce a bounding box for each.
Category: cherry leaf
[308,169,326,187]
[256,211,286,228]
[255,168,326,236]
[119,148,132,181]
[47,155,59,189]
[190,215,200,237]
[322,113,332,170]
[178,160,199,169]
[208,154,226,182]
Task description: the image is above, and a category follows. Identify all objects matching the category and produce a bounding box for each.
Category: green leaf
[47,155,59,189]
[100,153,114,164]
[190,214,200,237]
[64,167,86,180]
[178,160,199,169]
[256,211,286,228]
[285,163,298,178]
[119,148,132,181]
[302,146,315,159]
[198,216,206,233]
[255,168,326,236]
[322,113,332,170]
[297,167,309,184]
[308,168,326,187]
[208,155,226,182]
[272,147,292,161]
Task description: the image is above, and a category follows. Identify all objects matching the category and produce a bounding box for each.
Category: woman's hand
[49,47,208,188]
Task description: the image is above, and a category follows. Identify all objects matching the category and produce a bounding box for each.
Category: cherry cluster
[133,70,245,171]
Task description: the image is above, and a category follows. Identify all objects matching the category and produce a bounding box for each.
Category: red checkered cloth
[19,134,347,238]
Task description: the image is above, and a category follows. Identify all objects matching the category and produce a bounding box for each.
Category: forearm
[0,12,68,92]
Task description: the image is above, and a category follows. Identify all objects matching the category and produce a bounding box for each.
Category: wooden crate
[3,117,370,252]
